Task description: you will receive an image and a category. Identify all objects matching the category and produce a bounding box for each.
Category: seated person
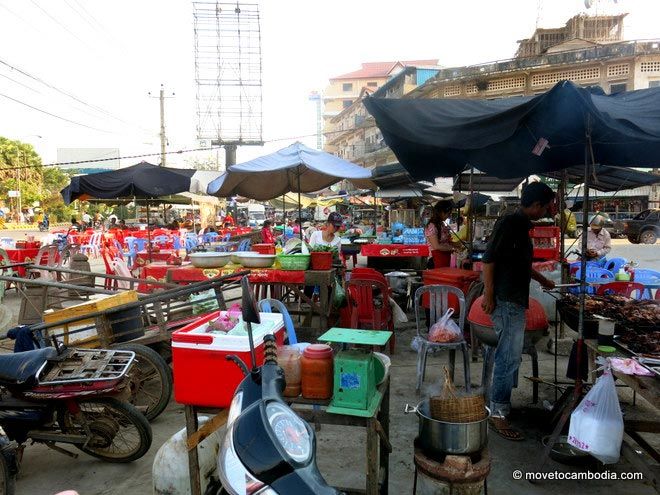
[586,215,611,260]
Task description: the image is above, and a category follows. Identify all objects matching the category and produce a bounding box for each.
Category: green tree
[0,137,76,223]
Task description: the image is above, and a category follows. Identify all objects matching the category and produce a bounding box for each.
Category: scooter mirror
[241,276,261,325]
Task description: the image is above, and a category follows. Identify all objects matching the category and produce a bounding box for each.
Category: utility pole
[149,85,175,166]
[159,85,166,167]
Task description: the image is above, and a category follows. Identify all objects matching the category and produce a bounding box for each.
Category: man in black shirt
[482,182,556,441]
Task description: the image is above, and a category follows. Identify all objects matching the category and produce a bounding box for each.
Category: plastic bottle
[301,344,334,399]
[615,268,630,281]
[277,346,302,397]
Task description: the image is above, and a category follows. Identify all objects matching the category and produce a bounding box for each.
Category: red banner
[360,244,429,258]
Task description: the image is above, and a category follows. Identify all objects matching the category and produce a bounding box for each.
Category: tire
[0,453,15,495]
[115,344,172,421]
[58,397,152,463]
[639,229,658,245]
[627,235,641,245]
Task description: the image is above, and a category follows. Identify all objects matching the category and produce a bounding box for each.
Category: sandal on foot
[489,417,525,441]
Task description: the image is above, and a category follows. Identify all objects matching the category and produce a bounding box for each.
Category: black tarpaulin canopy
[542,164,658,192]
[453,171,524,192]
[364,80,660,180]
[61,161,198,204]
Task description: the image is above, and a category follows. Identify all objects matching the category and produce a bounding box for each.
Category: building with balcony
[325,65,440,162]
[322,59,440,138]
[326,13,660,197]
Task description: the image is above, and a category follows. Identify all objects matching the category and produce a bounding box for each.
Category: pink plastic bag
[429,308,463,343]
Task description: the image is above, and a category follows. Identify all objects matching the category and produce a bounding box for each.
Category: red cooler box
[422,268,482,311]
[172,311,285,407]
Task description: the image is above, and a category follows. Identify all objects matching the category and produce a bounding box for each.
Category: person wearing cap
[586,214,611,260]
[309,212,342,250]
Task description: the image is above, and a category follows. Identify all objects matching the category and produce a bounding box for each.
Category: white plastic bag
[567,363,623,464]
[428,309,462,343]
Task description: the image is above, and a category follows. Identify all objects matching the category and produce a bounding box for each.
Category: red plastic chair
[596,281,645,299]
[346,276,395,354]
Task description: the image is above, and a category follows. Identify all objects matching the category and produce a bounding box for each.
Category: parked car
[572,212,616,238]
[623,209,660,244]
[609,212,636,238]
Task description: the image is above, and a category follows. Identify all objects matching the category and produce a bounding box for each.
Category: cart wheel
[115,343,172,422]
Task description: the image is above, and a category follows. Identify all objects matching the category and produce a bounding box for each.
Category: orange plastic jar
[301,344,334,399]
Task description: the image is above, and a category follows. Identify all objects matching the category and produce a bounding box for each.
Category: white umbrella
[206,142,373,201]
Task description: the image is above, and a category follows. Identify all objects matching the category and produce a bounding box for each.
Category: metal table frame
[184,376,391,495]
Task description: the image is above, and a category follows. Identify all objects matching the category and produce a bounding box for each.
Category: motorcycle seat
[0,347,58,387]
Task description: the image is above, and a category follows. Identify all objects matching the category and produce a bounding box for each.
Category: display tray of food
[560,294,660,358]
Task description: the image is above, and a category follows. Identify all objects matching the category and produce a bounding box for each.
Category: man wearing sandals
[481,182,556,441]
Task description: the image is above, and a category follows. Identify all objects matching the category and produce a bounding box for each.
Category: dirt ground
[1,234,658,495]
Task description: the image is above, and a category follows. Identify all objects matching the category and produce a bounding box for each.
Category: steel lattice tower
[193,2,263,147]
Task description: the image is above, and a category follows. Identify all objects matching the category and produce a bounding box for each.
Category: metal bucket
[404,399,489,456]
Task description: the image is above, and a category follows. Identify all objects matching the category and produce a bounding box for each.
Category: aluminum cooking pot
[404,399,489,456]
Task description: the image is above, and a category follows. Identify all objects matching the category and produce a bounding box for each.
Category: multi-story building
[328,13,660,193]
[322,60,440,142]
[325,65,440,162]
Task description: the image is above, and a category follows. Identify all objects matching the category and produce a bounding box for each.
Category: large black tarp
[61,161,197,205]
[364,80,660,180]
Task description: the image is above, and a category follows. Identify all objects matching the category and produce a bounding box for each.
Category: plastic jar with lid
[277,346,302,397]
[301,344,334,400]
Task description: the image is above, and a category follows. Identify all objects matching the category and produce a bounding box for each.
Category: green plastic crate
[278,254,310,271]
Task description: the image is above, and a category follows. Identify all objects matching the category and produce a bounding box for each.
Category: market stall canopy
[364,81,660,180]
[206,142,373,200]
[542,164,659,192]
[453,171,524,192]
[269,192,315,210]
[61,161,222,204]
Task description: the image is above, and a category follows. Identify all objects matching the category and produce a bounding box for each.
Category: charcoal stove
[413,438,491,495]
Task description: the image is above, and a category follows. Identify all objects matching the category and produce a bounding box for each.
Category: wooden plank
[625,420,660,434]
[627,430,660,464]
[366,417,379,495]
[621,435,660,493]
[185,406,202,495]
[186,409,229,451]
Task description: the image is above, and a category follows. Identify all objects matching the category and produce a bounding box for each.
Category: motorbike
[0,344,152,466]
[210,277,341,495]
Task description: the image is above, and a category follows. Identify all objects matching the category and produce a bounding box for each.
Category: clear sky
[0,0,656,167]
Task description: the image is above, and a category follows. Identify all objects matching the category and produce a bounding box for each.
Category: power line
[29,0,91,48]
[0,91,116,134]
[0,72,42,94]
[0,57,150,134]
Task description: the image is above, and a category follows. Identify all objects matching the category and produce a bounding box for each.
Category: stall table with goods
[134,249,178,267]
[174,321,392,495]
[139,252,336,330]
[558,292,660,478]
[5,243,42,277]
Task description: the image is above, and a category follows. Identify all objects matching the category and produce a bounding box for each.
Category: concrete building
[322,60,440,138]
[326,13,660,207]
[325,65,440,163]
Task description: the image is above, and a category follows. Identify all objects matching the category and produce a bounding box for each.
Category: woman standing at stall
[425,199,455,268]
